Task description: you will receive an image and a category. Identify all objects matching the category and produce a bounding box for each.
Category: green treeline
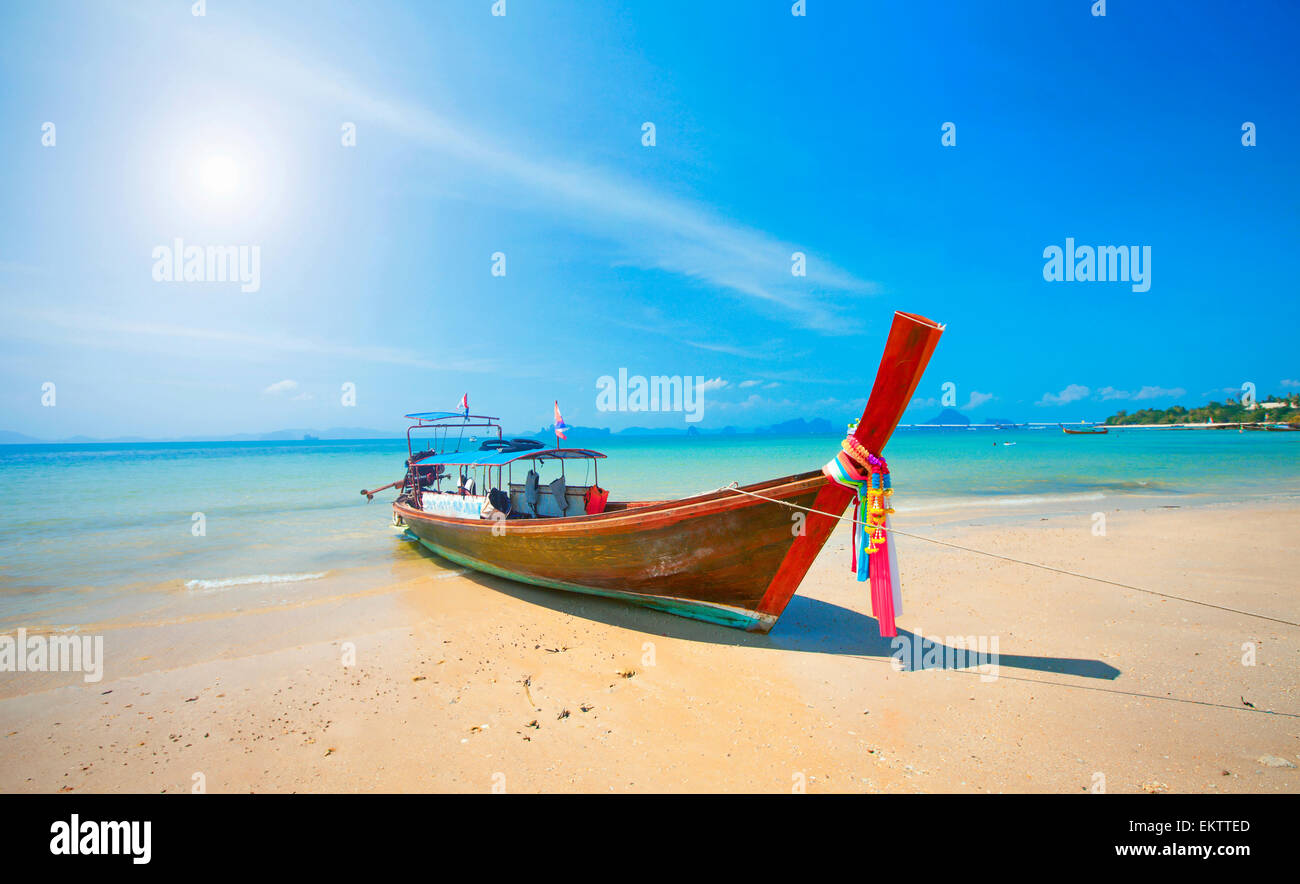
[1104,393,1300,425]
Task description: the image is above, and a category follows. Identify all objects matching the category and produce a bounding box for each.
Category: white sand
[1,501,1297,793]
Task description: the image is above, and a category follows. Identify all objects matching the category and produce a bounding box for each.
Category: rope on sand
[715,484,1300,630]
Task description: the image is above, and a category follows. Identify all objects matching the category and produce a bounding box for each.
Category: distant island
[1104,394,1300,426]
[923,407,971,426]
[1,411,1054,446]
[0,417,847,445]
[523,417,835,440]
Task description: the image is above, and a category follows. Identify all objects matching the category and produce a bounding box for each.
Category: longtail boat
[1061,425,1109,435]
[366,311,944,634]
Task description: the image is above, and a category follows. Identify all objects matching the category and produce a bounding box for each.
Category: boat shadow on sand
[412,547,1120,682]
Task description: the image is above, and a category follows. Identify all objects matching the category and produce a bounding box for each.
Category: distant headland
[1103,393,1300,426]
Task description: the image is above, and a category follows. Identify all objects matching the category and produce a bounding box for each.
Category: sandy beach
[2,499,1297,794]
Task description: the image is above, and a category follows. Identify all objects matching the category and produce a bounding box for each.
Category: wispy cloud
[152,15,879,332]
[1096,385,1186,401]
[1036,384,1091,406]
[0,260,45,276]
[2,307,501,374]
[262,379,298,395]
[706,394,859,421]
[909,391,995,411]
[605,313,780,361]
[682,339,773,359]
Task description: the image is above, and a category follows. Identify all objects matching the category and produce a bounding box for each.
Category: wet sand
[2,501,1297,793]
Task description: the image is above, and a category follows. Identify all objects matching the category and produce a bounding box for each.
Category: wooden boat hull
[1062,427,1108,435]
[396,471,827,631]
[392,311,944,632]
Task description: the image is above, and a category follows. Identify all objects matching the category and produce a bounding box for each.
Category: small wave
[900,492,1106,513]
[984,492,1107,507]
[184,572,327,591]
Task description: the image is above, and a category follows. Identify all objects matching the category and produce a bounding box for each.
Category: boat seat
[488,487,511,515]
[509,481,592,518]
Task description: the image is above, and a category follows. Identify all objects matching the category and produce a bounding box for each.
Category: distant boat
[1061,425,1108,435]
[370,311,945,634]
[1265,424,1300,432]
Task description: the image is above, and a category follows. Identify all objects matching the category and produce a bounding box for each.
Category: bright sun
[198,155,240,197]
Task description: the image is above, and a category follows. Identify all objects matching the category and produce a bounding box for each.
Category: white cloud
[1282,379,1300,389]
[1132,385,1186,401]
[1097,385,1186,401]
[263,379,298,395]
[710,392,843,413]
[698,377,729,393]
[1037,384,1090,406]
[739,380,762,388]
[962,391,995,410]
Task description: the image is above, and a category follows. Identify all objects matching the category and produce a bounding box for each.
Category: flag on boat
[554,401,568,441]
[458,393,468,414]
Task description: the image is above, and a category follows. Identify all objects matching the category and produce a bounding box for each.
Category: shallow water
[0,430,1296,628]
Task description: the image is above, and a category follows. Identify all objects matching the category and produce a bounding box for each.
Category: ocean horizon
[3,430,1297,633]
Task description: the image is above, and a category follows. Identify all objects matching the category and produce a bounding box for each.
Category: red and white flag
[457,393,468,414]
[554,401,568,441]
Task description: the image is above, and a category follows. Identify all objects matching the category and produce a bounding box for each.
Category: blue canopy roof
[410,447,606,467]
[405,411,499,422]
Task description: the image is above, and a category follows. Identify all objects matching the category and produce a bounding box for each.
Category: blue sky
[2,0,1297,438]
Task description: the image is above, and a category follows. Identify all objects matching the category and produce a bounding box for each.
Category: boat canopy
[405,411,500,423]
[410,447,607,467]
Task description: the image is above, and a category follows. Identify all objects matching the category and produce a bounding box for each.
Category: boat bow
[751,311,944,629]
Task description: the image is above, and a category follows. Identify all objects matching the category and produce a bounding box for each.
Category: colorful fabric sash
[822,438,900,637]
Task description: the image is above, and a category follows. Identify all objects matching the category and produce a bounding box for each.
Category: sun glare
[198,155,240,197]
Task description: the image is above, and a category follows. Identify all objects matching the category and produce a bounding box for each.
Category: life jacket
[584,485,609,515]
[524,469,540,515]
[548,475,568,515]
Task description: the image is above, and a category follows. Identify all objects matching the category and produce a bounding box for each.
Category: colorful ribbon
[822,437,899,637]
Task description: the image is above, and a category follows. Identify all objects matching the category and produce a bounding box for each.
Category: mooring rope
[715,483,1300,629]
[844,653,1298,718]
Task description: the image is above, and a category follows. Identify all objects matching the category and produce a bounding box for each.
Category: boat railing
[405,414,503,461]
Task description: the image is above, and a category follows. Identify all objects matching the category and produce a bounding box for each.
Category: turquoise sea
[1,430,1297,630]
